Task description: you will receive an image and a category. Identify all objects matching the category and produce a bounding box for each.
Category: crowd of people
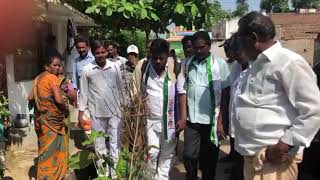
[28,11,320,180]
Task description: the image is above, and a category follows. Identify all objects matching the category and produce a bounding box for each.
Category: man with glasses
[234,11,320,179]
[176,31,230,180]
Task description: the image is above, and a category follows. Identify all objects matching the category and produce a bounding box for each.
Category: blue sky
[220,0,293,11]
[220,0,261,11]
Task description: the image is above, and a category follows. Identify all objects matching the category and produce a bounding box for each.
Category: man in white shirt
[78,40,124,178]
[141,39,177,180]
[107,41,128,68]
[235,11,320,179]
[227,32,249,180]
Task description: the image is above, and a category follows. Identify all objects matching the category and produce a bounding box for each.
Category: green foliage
[292,0,320,9]
[93,176,112,180]
[261,0,289,13]
[0,94,9,122]
[203,1,235,30]
[89,28,147,58]
[68,150,98,169]
[68,131,107,170]
[81,131,109,146]
[233,0,249,16]
[67,0,228,33]
[115,148,130,178]
[83,0,159,21]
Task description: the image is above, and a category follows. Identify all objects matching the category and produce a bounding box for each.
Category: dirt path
[3,125,233,180]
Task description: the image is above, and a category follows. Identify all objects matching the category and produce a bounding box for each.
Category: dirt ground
[4,126,320,180]
[3,124,232,180]
[3,107,318,180]
[3,107,234,180]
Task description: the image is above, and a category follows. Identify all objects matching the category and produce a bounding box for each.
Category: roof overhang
[33,1,97,26]
[46,2,97,26]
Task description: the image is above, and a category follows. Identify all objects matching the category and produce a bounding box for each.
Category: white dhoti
[146,118,176,180]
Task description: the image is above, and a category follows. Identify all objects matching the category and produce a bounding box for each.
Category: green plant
[89,29,147,59]
[68,131,108,170]
[0,93,9,122]
[0,93,9,178]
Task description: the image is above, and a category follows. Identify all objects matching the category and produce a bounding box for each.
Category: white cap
[127,44,139,54]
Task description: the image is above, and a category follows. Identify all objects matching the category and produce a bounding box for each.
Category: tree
[204,1,234,30]
[89,28,147,58]
[233,0,249,16]
[260,0,289,13]
[67,0,229,43]
[292,0,320,10]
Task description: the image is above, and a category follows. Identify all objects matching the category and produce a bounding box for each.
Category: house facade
[4,1,95,121]
[211,13,320,64]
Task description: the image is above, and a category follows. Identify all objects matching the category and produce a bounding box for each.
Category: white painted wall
[212,41,228,59]
[225,18,240,39]
[212,17,239,39]
[55,22,67,53]
[6,22,66,120]
[6,55,33,120]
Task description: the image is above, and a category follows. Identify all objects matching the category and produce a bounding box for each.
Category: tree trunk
[145,29,150,51]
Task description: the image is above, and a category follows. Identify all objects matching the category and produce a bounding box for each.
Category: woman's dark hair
[74,35,89,46]
[90,40,108,52]
[44,55,61,66]
[192,31,211,46]
[238,11,276,42]
[149,39,170,55]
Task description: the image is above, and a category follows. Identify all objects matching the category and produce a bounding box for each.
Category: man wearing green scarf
[176,31,230,180]
[142,39,177,180]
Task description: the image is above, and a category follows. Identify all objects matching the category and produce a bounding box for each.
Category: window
[14,22,52,82]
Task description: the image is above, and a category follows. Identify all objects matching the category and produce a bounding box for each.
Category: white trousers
[147,119,176,180]
[92,116,121,177]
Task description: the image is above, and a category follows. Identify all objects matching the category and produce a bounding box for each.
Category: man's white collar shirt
[78,60,124,117]
[145,64,167,120]
[229,62,249,138]
[234,41,320,156]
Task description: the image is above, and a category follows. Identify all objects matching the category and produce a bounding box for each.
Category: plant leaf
[116,149,130,178]
[81,139,94,146]
[174,3,185,14]
[68,150,97,170]
[117,7,125,12]
[85,5,97,14]
[124,3,134,12]
[140,9,148,19]
[95,8,100,14]
[106,7,113,16]
[191,4,198,17]
[149,12,159,21]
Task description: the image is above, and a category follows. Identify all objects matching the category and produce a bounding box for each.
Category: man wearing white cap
[122,44,139,91]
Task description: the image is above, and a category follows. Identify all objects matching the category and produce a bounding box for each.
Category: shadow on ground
[3,176,13,180]
[69,128,87,150]
[73,164,98,180]
[8,127,27,147]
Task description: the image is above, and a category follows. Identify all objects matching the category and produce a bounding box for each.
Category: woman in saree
[28,56,68,179]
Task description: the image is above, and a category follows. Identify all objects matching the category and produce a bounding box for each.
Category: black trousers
[230,138,244,180]
[184,122,220,180]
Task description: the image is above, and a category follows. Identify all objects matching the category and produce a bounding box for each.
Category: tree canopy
[67,0,233,34]
[292,0,320,10]
[260,0,289,13]
[233,0,249,16]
